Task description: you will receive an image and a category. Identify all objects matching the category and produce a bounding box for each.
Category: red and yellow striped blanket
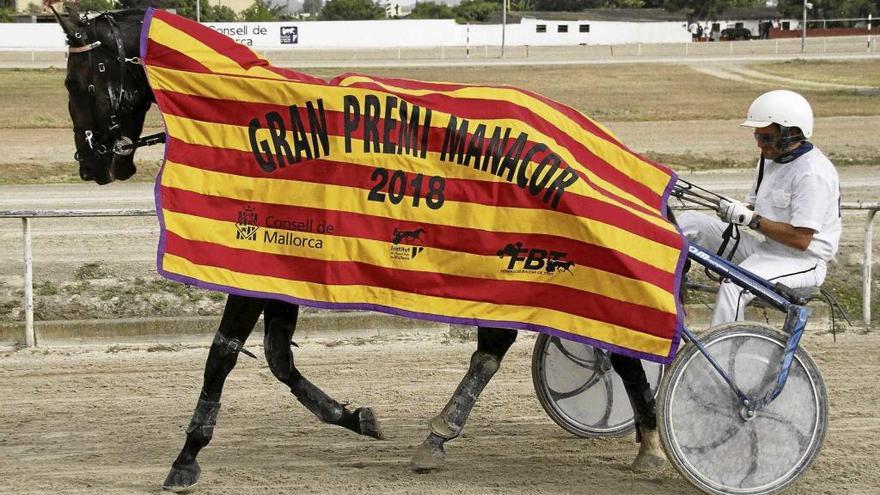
[141,8,686,363]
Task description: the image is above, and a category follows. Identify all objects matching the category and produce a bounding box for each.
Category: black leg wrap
[186,398,221,440]
[291,377,346,424]
[429,351,500,440]
[213,332,254,359]
[264,318,298,383]
[610,353,656,441]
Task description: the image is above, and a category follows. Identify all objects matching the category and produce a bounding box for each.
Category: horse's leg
[609,353,667,471]
[162,295,267,492]
[410,326,517,472]
[262,299,383,439]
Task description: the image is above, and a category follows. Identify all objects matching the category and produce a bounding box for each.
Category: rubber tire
[657,322,827,495]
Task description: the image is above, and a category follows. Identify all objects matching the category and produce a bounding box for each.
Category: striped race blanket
[141,8,686,363]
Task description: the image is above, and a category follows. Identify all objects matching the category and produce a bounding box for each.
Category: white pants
[677,211,826,326]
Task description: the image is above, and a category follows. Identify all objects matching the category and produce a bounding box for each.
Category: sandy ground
[0,330,877,495]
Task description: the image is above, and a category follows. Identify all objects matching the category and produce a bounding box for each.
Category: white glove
[716,198,754,226]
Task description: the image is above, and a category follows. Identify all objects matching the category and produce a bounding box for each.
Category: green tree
[240,0,285,21]
[160,0,235,20]
[65,0,115,12]
[203,3,237,21]
[162,0,197,19]
[452,0,499,22]
[408,1,454,19]
[534,0,646,11]
[532,0,583,10]
[777,0,876,18]
[302,0,322,16]
[663,0,762,20]
[320,0,385,20]
[509,0,533,10]
[608,0,645,6]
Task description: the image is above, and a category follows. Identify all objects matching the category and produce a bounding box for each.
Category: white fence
[1,35,875,70]
[0,17,691,51]
[1,203,877,347]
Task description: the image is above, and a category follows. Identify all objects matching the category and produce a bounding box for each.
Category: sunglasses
[753,132,777,145]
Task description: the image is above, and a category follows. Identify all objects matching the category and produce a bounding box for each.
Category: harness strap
[68,41,101,53]
[705,223,740,282]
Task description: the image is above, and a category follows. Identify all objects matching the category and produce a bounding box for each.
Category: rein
[113,131,167,153]
[671,178,742,280]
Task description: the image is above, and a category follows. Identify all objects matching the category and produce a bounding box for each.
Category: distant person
[696,24,704,41]
[760,20,772,39]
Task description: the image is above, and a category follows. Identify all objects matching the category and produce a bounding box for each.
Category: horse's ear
[49,4,78,38]
[65,3,82,24]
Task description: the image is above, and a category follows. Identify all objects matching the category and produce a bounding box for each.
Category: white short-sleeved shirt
[744,146,841,261]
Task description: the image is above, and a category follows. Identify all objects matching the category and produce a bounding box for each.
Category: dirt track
[0,330,878,495]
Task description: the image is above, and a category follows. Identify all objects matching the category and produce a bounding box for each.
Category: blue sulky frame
[684,241,811,416]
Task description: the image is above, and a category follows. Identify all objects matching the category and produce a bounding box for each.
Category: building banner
[141,8,686,363]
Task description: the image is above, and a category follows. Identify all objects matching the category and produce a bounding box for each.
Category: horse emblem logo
[235,206,259,241]
[545,259,575,274]
[392,227,426,245]
[390,227,426,260]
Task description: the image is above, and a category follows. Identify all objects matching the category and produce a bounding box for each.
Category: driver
[615,89,841,472]
[677,89,842,325]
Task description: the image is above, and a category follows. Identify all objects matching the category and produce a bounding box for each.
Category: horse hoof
[162,461,201,493]
[631,452,667,472]
[631,428,667,473]
[410,436,446,473]
[355,407,384,440]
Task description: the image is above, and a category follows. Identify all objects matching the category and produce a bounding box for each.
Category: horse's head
[52,5,153,184]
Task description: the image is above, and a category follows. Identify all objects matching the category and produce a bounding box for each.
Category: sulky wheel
[657,322,827,495]
[531,333,663,438]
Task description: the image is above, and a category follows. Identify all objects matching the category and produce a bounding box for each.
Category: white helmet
[741,90,813,138]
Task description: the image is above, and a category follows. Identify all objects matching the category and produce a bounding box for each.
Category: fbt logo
[496,242,574,274]
[280,26,298,44]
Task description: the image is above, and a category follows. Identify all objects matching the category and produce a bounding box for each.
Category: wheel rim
[535,336,662,436]
[663,331,826,494]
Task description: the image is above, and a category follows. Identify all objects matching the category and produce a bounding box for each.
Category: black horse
[53,6,662,491]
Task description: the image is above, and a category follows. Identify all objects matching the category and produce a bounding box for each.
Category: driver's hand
[717,198,755,225]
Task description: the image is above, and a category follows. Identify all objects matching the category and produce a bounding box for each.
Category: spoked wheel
[657,322,827,495]
[531,333,663,437]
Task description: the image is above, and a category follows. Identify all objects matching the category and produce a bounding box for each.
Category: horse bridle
[67,12,165,162]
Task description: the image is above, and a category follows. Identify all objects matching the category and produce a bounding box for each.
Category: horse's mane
[81,7,146,24]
